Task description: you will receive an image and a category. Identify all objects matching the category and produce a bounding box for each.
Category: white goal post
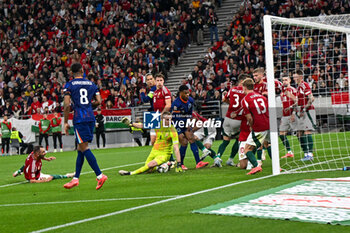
[264,14,350,175]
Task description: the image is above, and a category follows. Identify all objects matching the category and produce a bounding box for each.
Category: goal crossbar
[264,15,350,34]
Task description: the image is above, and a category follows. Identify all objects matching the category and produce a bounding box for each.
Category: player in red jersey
[279,75,297,158]
[293,70,316,161]
[153,73,171,113]
[150,73,172,145]
[242,78,270,175]
[14,146,74,183]
[213,74,249,167]
[253,68,268,96]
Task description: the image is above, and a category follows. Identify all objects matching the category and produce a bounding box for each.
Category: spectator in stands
[207,7,219,45]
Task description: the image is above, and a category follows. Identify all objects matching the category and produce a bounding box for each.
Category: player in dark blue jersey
[171,85,209,169]
[63,63,107,190]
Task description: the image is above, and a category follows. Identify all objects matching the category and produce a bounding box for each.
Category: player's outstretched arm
[43,156,56,161]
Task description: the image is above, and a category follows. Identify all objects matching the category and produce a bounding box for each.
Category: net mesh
[269,15,350,173]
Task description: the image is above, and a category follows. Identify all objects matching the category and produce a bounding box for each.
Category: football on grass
[157,163,169,173]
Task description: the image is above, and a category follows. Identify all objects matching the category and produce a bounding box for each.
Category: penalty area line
[31,174,275,233]
[0,162,144,189]
[0,195,179,207]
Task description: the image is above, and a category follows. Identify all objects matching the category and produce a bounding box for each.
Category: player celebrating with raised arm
[119,112,183,175]
[241,78,270,175]
[171,85,209,169]
[279,75,297,158]
[293,70,316,161]
[63,63,107,190]
[213,74,248,167]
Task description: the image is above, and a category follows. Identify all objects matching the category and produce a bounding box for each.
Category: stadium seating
[186,0,350,102]
[0,0,220,117]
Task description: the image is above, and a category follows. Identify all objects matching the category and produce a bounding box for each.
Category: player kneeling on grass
[119,112,183,175]
[13,145,74,183]
[241,78,270,175]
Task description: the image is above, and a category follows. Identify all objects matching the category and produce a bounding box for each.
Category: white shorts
[246,130,270,147]
[279,115,297,132]
[150,128,156,136]
[238,141,247,161]
[194,127,216,145]
[222,117,241,138]
[297,109,316,131]
[38,173,51,180]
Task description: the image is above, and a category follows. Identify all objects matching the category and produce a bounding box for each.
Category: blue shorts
[176,127,188,135]
[74,121,95,144]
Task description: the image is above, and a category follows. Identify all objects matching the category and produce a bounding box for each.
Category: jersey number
[232,94,240,108]
[253,98,266,114]
[80,89,89,104]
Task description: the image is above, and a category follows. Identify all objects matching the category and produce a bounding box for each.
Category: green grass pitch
[1,138,350,233]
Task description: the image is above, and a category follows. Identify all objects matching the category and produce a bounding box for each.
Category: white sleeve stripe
[165,96,171,99]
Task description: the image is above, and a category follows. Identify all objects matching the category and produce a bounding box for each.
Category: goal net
[264,15,350,175]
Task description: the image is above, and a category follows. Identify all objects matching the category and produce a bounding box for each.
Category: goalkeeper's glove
[121,117,132,127]
[175,162,183,173]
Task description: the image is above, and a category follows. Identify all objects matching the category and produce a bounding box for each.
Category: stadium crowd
[0,0,220,118]
[185,0,350,102]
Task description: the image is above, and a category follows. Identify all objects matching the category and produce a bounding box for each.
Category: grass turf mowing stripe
[0,196,179,207]
[30,174,275,233]
[0,162,144,189]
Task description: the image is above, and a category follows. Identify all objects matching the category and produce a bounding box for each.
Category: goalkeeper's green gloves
[121,117,132,127]
[175,162,183,173]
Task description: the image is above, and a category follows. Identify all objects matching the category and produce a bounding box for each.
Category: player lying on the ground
[13,145,74,183]
[212,74,248,167]
[279,75,297,158]
[119,111,183,175]
[241,78,271,175]
[192,111,217,160]
[171,85,209,170]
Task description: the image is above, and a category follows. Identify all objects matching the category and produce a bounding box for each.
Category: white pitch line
[0,162,144,189]
[0,195,178,207]
[31,174,276,233]
[0,181,28,188]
